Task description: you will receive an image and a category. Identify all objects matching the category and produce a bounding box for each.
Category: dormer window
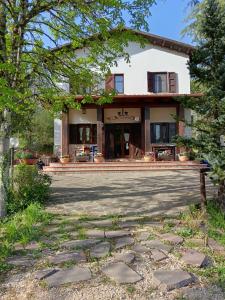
[147,72,177,93]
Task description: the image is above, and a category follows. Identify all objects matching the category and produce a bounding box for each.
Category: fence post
[200,169,206,211]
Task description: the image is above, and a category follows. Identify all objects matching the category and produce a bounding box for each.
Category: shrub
[0,203,51,271]
[15,150,34,159]
[7,164,51,214]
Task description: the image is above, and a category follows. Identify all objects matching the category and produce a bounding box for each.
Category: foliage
[0,203,51,271]
[0,0,156,118]
[7,164,51,214]
[17,108,54,153]
[15,151,34,159]
[177,0,225,209]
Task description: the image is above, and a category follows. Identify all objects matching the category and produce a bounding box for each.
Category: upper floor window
[147,72,177,93]
[105,74,124,94]
[114,74,124,94]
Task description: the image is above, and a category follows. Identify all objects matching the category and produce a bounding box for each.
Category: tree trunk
[0,110,11,218]
[217,180,225,211]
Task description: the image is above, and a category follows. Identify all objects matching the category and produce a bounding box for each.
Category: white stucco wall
[74,42,190,95]
[110,42,190,94]
[69,108,97,124]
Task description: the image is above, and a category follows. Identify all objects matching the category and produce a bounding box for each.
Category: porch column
[177,104,185,136]
[97,107,104,154]
[142,107,151,153]
[176,104,185,154]
[61,110,69,156]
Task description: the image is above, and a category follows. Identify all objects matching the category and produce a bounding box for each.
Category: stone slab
[132,244,150,254]
[61,239,100,250]
[34,269,58,280]
[160,233,184,245]
[87,220,113,227]
[208,238,224,252]
[114,251,135,264]
[142,240,172,253]
[151,249,168,262]
[118,221,139,229]
[137,232,150,241]
[7,256,35,267]
[114,237,135,250]
[90,242,110,258]
[45,266,92,287]
[153,269,194,291]
[102,262,142,284]
[181,250,207,267]
[105,230,131,239]
[48,252,86,264]
[86,229,105,239]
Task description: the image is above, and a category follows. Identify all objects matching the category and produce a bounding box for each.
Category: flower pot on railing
[15,151,38,165]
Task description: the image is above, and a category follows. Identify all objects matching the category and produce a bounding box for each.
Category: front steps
[43,161,207,174]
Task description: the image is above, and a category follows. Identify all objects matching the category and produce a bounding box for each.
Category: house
[54,29,197,162]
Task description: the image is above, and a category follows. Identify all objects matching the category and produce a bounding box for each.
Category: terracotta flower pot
[60,157,70,164]
[178,155,189,162]
[20,158,38,165]
[143,155,154,162]
[94,156,104,163]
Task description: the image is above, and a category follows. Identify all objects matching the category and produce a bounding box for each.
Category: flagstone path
[1,214,224,300]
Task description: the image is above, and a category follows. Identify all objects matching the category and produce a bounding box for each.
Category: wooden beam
[142,107,151,153]
[97,107,104,154]
[61,111,69,156]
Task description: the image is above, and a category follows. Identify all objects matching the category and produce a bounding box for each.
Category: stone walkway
[1,214,224,300]
[47,170,215,216]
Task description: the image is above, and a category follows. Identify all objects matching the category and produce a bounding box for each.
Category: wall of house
[69,108,97,124]
[74,42,190,95]
[150,107,176,123]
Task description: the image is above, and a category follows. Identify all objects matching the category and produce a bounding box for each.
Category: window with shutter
[105,74,114,91]
[148,72,178,93]
[169,72,177,93]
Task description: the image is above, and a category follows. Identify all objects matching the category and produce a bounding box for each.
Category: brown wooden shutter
[147,72,154,92]
[169,72,177,93]
[105,74,114,91]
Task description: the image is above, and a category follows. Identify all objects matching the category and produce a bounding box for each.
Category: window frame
[114,74,124,94]
[151,122,177,144]
[69,124,97,144]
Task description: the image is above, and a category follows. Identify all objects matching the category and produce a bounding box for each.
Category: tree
[0,0,156,217]
[177,0,225,210]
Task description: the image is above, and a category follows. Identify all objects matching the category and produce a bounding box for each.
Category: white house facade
[54,30,196,161]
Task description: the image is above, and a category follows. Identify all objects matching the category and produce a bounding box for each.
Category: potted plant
[60,155,70,164]
[16,151,38,165]
[94,152,104,163]
[143,152,155,162]
[178,152,190,162]
[76,152,89,162]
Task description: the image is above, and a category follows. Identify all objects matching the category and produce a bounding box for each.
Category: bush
[7,164,51,214]
[0,203,51,271]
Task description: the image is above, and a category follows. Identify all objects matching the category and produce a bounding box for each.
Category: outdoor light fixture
[82,108,87,114]
[118,108,128,117]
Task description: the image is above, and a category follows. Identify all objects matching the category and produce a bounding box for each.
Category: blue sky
[148,0,192,44]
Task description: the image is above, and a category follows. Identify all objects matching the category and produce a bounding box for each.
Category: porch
[56,94,192,162]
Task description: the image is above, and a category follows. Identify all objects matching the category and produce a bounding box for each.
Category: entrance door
[105,124,141,159]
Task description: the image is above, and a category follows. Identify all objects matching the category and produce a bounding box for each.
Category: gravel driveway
[47,170,215,217]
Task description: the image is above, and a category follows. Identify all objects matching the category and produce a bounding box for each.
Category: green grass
[0,203,51,271]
